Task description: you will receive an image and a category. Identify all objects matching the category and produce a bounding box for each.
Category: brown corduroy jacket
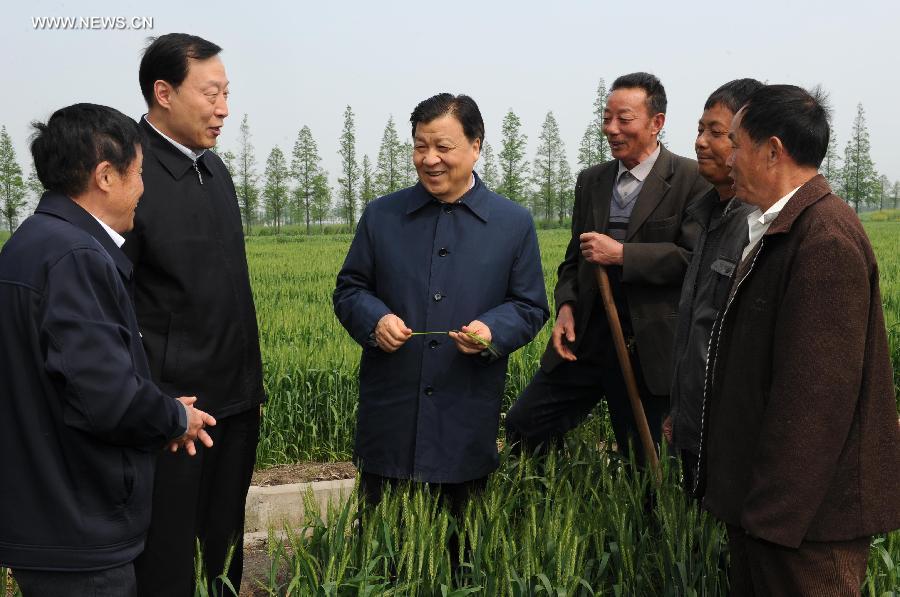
[699,174,900,548]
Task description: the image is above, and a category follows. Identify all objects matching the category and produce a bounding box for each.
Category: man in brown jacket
[698,84,900,595]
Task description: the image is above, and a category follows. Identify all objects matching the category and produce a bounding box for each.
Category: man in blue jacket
[0,103,214,597]
[334,93,549,513]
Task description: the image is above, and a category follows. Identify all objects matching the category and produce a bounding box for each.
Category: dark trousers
[726,525,870,596]
[505,335,667,465]
[14,562,136,597]
[679,449,699,497]
[135,406,260,597]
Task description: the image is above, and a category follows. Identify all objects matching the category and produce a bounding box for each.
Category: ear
[650,113,666,137]
[767,136,785,167]
[472,137,481,159]
[153,80,174,110]
[94,161,115,193]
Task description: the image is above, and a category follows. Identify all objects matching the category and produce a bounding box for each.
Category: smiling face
[413,114,481,203]
[154,56,229,150]
[104,146,144,233]
[602,87,664,169]
[726,109,771,209]
[695,103,736,192]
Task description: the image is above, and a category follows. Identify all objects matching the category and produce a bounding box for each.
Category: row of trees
[217,81,615,233]
[1,85,897,235]
[821,103,898,213]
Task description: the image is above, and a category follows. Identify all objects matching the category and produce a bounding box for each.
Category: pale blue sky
[5,0,898,192]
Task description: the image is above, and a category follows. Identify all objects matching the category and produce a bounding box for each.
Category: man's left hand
[579,232,624,265]
[449,320,492,355]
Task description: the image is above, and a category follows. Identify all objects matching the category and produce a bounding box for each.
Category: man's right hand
[374,313,412,353]
[551,303,577,361]
[168,396,216,456]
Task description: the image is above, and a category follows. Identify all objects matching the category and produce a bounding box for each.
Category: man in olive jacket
[124,34,265,596]
[698,84,900,595]
[506,72,709,461]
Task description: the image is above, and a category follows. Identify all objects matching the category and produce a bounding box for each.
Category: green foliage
[496,110,529,205]
[0,125,26,235]
[234,114,260,235]
[478,141,499,191]
[842,103,879,213]
[374,116,404,197]
[291,126,323,234]
[337,106,359,226]
[360,154,376,206]
[532,111,565,222]
[263,146,290,233]
[578,79,610,171]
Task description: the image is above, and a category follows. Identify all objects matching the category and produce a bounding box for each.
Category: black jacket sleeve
[40,248,185,448]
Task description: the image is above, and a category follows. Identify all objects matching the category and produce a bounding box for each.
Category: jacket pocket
[161,313,181,382]
[640,214,679,241]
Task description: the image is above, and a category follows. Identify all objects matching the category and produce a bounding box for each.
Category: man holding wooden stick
[506,72,709,465]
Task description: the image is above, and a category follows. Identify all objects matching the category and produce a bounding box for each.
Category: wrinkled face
[726,109,769,208]
[165,56,229,150]
[413,114,480,203]
[602,87,663,169]
[695,103,736,189]
[107,147,144,233]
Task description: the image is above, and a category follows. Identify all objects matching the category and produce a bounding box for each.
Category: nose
[695,131,708,151]
[422,149,441,167]
[215,93,229,119]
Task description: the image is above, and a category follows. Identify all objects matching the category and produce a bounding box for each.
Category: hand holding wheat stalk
[413,321,499,357]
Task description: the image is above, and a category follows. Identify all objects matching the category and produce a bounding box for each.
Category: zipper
[693,237,764,494]
[192,160,203,185]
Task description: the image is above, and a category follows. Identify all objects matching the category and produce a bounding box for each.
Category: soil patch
[251,461,356,487]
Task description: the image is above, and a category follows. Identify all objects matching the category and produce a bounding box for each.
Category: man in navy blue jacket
[0,103,214,597]
[334,93,549,512]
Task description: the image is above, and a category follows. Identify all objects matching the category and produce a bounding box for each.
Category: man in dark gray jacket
[663,78,762,490]
[0,103,213,597]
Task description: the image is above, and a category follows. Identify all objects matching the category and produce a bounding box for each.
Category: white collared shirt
[143,115,206,161]
[91,215,125,248]
[741,186,801,261]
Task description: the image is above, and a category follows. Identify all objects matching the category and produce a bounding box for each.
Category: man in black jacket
[0,103,214,597]
[663,78,762,491]
[124,34,266,595]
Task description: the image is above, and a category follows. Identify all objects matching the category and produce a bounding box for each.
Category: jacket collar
[590,144,676,240]
[405,171,489,222]
[764,174,831,237]
[139,117,214,182]
[35,191,133,279]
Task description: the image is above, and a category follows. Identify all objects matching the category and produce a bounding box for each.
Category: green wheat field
[2,223,898,595]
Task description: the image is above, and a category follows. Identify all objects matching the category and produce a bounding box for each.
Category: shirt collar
[90,214,125,247]
[143,115,206,161]
[748,185,802,226]
[616,142,661,182]
[406,172,489,222]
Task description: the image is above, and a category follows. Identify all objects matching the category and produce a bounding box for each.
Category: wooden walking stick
[595,266,661,484]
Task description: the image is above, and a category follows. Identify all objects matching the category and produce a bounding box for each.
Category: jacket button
[429,339,439,348]
[433,292,443,301]
[424,386,434,396]
[443,205,453,214]
[438,248,449,257]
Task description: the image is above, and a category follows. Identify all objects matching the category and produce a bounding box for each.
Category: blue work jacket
[334,174,549,483]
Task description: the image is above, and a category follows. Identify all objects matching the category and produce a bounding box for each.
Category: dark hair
[30,103,144,198]
[410,93,485,144]
[704,78,765,113]
[139,33,222,107]
[739,84,830,168]
[611,72,667,115]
